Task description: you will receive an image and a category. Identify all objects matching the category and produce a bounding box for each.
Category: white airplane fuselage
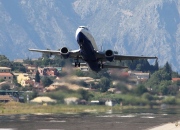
[75,26,101,72]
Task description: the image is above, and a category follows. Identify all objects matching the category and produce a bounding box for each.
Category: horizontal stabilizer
[103,64,128,69]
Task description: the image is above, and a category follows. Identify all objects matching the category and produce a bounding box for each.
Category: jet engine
[60,47,70,59]
[105,50,114,62]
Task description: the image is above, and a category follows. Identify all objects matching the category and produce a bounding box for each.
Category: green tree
[0,55,9,61]
[41,76,53,87]
[1,84,10,90]
[162,62,172,80]
[167,84,179,95]
[114,83,129,93]
[142,93,154,101]
[11,62,26,72]
[153,59,159,71]
[163,96,176,105]
[23,57,33,65]
[0,79,5,82]
[35,70,40,83]
[147,69,172,88]
[158,80,171,95]
[99,77,111,92]
[172,71,180,78]
[74,70,85,77]
[78,89,93,101]
[125,59,151,72]
[0,55,11,67]
[134,84,147,95]
[53,55,65,67]
[42,57,51,67]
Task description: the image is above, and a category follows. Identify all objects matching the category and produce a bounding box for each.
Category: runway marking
[0,128,17,130]
[38,129,65,130]
[49,120,66,122]
[97,114,136,118]
[141,116,155,119]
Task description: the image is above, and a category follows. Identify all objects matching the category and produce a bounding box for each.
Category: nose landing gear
[74,57,81,67]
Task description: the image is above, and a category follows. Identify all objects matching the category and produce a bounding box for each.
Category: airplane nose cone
[77,32,84,44]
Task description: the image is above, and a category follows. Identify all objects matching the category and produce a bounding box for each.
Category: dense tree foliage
[99,77,111,92]
[41,76,53,87]
[11,62,26,73]
[35,70,40,83]
[24,55,72,68]
[124,59,159,73]
[113,83,129,94]
[145,62,180,96]
[134,84,148,96]
[1,84,10,90]
[78,89,93,101]
[0,55,12,68]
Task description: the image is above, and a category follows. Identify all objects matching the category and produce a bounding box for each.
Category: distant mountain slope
[0,0,180,71]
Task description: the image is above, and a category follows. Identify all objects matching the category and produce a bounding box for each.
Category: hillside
[0,0,180,71]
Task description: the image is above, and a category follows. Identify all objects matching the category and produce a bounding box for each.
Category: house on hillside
[33,82,44,92]
[64,97,78,105]
[0,73,13,82]
[25,65,37,75]
[108,88,121,94]
[0,95,18,102]
[105,100,116,106]
[0,67,11,73]
[14,59,23,63]
[128,71,150,84]
[0,67,13,82]
[172,78,180,83]
[38,67,59,76]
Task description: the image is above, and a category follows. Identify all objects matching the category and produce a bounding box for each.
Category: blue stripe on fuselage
[77,32,101,72]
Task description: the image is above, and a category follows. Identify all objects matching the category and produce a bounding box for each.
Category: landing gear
[74,58,80,67]
[98,60,104,69]
[98,63,104,69]
[75,62,80,67]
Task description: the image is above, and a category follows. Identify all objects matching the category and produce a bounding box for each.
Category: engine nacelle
[105,50,114,62]
[60,47,70,59]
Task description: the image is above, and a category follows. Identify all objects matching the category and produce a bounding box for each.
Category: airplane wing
[29,49,60,55]
[96,51,157,61]
[114,54,158,61]
[28,49,81,58]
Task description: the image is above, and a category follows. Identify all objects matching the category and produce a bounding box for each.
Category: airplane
[29,26,157,72]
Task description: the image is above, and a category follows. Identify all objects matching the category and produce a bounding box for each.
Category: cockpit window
[79,26,89,31]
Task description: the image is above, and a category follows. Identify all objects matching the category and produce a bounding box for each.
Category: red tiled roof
[172,78,180,82]
[0,95,14,101]
[0,73,13,76]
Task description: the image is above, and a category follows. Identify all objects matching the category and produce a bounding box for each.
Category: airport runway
[0,108,179,130]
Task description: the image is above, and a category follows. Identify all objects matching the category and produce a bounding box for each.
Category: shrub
[162,96,176,105]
